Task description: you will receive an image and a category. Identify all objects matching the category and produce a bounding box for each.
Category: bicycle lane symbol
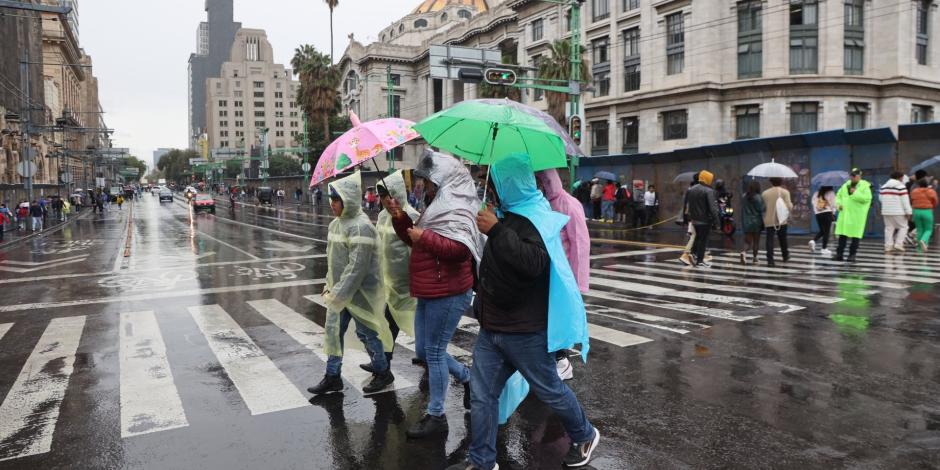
[229,262,307,281]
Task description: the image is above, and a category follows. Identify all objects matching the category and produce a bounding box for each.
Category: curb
[0,209,94,251]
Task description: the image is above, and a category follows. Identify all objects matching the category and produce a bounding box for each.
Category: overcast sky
[80,0,418,168]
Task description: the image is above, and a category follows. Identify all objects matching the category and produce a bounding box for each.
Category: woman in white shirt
[809,186,836,255]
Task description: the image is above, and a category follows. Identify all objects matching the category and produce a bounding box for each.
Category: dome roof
[412,0,488,14]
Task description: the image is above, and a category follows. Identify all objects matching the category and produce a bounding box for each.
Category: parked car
[192,193,216,213]
[158,189,174,203]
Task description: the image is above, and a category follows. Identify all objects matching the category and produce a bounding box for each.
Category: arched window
[458,9,471,19]
[414,19,428,28]
[441,12,448,21]
[399,24,404,33]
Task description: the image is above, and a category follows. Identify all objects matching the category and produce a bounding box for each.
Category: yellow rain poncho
[323,171,394,357]
[375,171,419,337]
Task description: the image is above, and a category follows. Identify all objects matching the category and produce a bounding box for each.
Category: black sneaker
[463,380,471,410]
[445,463,498,470]
[412,357,427,367]
[847,255,857,263]
[359,353,394,373]
[307,375,343,395]
[363,370,394,394]
[563,429,601,467]
[832,255,845,261]
[407,413,448,439]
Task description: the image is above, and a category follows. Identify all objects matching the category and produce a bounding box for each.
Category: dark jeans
[644,206,658,226]
[325,309,388,377]
[633,204,646,228]
[468,328,595,470]
[591,199,601,219]
[813,212,833,249]
[765,225,789,263]
[836,235,860,258]
[691,224,711,263]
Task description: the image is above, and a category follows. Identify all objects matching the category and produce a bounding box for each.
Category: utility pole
[567,0,582,191]
[19,50,33,202]
[260,127,269,184]
[386,64,395,171]
[302,112,310,193]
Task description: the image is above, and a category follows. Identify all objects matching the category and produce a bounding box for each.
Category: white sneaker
[809,240,816,252]
[820,248,832,257]
[894,245,906,253]
[556,358,574,381]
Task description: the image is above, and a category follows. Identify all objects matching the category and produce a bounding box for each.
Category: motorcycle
[719,196,736,237]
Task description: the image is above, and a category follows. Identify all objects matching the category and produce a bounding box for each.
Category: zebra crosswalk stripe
[711,255,940,283]
[584,303,706,335]
[703,260,934,285]
[590,276,802,313]
[457,309,656,348]
[584,288,757,321]
[0,316,86,462]
[0,323,11,342]
[647,260,908,290]
[188,305,309,415]
[120,311,188,438]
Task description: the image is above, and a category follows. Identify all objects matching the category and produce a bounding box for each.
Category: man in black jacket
[685,170,720,267]
[449,155,599,470]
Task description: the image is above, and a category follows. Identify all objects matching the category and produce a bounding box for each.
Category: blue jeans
[325,309,388,376]
[468,329,595,469]
[416,290,472,416]
[601,200,614,220]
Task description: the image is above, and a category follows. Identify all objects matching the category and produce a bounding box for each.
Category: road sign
[260,160,270,169]
[97,148,129,156]
[429,44,501,80]
[189,158,208,165]
[301,162,311,172]
[60,172,73,183]
[16,161,37,178]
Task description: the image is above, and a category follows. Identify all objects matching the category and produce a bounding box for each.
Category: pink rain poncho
[536,169,590,293]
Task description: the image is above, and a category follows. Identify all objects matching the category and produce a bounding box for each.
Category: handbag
[775,188,790,227]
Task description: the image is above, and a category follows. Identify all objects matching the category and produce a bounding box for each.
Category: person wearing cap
[685,170,720,267]
[833,168,873,262]
[307,171,396,396]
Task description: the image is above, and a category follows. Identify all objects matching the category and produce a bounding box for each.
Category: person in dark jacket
[685,170,719,267]
[739,180,765,264]
[391,151,482,439]
[450,153,600,470]
[29,200,44,231]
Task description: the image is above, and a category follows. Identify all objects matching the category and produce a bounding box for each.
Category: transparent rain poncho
[375,171,419,337]
[323,171,394,357]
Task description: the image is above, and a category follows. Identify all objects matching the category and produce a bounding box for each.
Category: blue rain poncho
[489,153,590,424]
[375,170,419,337]
[323,171,394,357]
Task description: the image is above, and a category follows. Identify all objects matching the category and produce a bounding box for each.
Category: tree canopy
[156,149,198,184]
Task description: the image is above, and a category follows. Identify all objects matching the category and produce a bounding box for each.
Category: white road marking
[710,255,940,283]
[456,309,655,348]
[0,323,11,341]
[585,304,704,335]
[286,296,416,394]
[640,260,908,290]
[751,253,940,277]
[0,255,88,266]
[696,261,926,287]
[188,305,309,415]
[120,311,188,438]
[590,276,802,313]
[0,316,86,462]
[583,288,758,321]
[592,267,844,304]
[590,248,683,260]
[0,278,326,313]
[209,214,327,244]
[192,229,261,260]
[245,212,331,229]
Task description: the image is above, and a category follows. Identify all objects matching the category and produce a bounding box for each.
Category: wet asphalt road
[0,195,939,469]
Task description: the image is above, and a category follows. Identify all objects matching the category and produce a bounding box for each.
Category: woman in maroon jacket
[390,151,483,439]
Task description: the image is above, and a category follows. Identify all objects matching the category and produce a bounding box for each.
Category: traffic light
[569,116,582,145]
[484,68,517,86]
[458,68,484,83]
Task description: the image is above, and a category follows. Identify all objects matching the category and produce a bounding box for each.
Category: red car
[192,193,216,213]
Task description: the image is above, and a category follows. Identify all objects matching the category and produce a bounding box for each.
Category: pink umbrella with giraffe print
[309,111,420,187]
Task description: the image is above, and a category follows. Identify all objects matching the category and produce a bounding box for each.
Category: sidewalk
[0,209,93,250]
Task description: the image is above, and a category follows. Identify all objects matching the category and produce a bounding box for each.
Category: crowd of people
[311,150,599,470]
[0,195,74,240]
[571,178,659,227]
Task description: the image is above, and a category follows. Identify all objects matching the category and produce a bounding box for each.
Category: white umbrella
[747,159,798,178]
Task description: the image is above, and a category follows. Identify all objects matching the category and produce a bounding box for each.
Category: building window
[274,92,283,99]
[234,101,243,107]
[221,141,229,148]
[254,91,265,98]
[234,91,243,98]
[275,81,282,88]
[390,74,401,86]
[623,27,641,91]
[275,111,284,118]
[790,0,818,74]
[592,37,609,65]
[253,81,264,88]
[218,110,227,117]
[220,130,229,137]
[236,130,244,137]
[219,121,228,128]
[844,0,865,75]
[531,55,544,101]
[441,12,447,21]
[917,0,930,65]
[392,95,401,118]
[235,121,243,127]
[458,9,471,19]
[254,121,265,127]
[846,102,868,130]
[662,110,688,140]
[565,9,572,32]
[790,102,819,133]
[254,101,264,108]
[622,117,639,154]
[399,24,404,33]
[254,111,265,117]
[735,105,760,139]
[218,100,227,107]
[623,0,639,12]
[738,1,763,78]
[666,12,685,75]
[912,104,934,123]
[591,120,609,155]
[414,19,428,28]
[275,102,284,108]
[235,80,241,88]
[593,0,609,22]
[532,18,544,42]
[593,72,610,97]
[235,111,243,117]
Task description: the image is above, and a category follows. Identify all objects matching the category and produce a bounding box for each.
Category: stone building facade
[338,0,940,164]
[188,0,241,149]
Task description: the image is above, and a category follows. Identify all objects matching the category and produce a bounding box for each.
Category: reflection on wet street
[0,196,938,469]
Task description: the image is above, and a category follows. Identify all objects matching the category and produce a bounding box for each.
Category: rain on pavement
[0,195,938,469]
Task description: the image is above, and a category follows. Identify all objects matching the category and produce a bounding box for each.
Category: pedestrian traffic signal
[483,68,517,86]
[569,116,582,145]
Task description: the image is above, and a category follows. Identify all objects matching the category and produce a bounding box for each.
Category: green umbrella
[413,99,568,172]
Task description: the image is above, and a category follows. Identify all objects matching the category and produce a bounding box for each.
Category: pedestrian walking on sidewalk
[51,196,64,222]
[762,178,793,267]
[39,196,48,227]
[116,195,124,211]
[686,171,719,268]
[16,201,28,230]
[450,153,599,470]
[880,171,912,253]
[537,168,591,381]
[911,178,938,252]
[810,186,836,256]
[740,181,765,265]
[644,185,659,228]
[390,152,481,439]
[833,168,873,262]
[29,200,43,232]
[307,171,395,397]
[370,171,419,372]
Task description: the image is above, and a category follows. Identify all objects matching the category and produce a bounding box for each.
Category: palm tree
[291,45,341,142]
[324,0,339,63]
[538,40,591,127]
